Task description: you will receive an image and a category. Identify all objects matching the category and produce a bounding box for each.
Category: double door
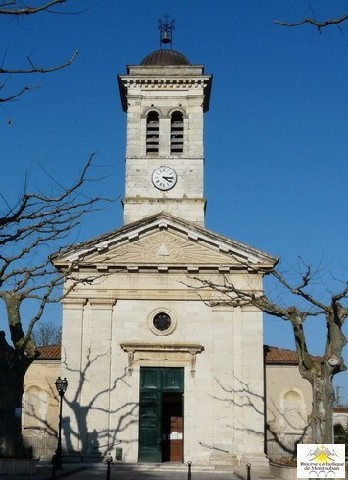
[138,367,184,463]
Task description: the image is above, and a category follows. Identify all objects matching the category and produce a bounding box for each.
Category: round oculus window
[153,312,172,332]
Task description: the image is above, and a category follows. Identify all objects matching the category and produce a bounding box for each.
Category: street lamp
[55,377,68,469]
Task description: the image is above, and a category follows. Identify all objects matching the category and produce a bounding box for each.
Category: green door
[138,367,184,463]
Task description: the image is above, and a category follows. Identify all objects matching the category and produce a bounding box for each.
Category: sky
[1,0,348,402]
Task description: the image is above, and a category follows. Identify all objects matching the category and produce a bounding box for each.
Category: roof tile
[264,345,299,365]
[37,344,61,360]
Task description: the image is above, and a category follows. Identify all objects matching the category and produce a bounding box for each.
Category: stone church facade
[53,36,279,467]
[23,345,313,463]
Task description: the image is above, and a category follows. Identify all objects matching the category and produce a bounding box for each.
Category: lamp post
[55,377,68,470]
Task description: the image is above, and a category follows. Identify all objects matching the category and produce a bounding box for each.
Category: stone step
[70,462,217,472]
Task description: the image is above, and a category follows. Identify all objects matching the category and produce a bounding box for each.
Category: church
[52,21,284,467]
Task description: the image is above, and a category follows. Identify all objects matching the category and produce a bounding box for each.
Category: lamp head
[55,377,68,396]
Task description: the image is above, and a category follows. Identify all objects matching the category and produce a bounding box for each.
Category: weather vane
[158,14,175,49]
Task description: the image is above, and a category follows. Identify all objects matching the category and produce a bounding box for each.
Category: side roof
[36,344,300,365]
[36,344,61,360]
[264,345,299,365]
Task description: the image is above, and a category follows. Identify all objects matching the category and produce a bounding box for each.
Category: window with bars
[146,111,159,154]
[170,111,184,154]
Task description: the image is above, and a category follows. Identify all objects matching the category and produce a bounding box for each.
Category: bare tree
[0,0,79,109]
[0,155,107,458]
[195,261,347,444]
[31,321,62,347]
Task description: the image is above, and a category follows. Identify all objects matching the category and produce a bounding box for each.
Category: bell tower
[118,18,212,226]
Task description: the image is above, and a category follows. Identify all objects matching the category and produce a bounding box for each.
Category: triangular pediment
[53,213,277,272]
[80,230,245,267]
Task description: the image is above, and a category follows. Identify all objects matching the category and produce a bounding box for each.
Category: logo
[297,444,345,478]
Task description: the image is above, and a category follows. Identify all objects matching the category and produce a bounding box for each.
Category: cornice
[120,342,204,377]
[119,76,211,89]
[120,342,204,353]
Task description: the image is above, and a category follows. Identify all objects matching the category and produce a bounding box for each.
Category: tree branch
[274,13,348,30]
[0,49,78,75]
[0,85,38,103]
[0,1,80,112]
[0,0,67,16]
[193,257,347,390]
[0,154,111,362]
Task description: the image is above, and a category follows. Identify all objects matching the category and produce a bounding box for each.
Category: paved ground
[56,467,237,480]
[0,463,245,480]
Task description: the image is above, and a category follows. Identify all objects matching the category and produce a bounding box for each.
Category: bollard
[246,463,251,480]
[51,454,56,480]
[51,463,56,480]
[187,460,192,480]
[106,455,113,480]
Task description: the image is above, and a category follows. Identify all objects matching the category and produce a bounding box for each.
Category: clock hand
[162,176,174,182]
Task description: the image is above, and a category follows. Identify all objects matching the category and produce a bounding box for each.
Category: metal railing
[23,434,57,461]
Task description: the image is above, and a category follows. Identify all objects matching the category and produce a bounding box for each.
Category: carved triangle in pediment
[85,230,237,266]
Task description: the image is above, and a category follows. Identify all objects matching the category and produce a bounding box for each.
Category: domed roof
[141,49,190,66]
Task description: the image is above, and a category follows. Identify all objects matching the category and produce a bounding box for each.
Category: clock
[152,166,177,191]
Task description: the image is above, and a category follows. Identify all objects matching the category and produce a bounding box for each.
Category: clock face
[152,166,177,191]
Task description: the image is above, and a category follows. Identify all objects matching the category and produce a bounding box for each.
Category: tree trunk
[0,347,26,458]
[0,295,37,458]
[310,372,334,444]
[0,386,24,458]
[291,312,338,444]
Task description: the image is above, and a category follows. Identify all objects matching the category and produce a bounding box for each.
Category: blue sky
[1,1,348,402]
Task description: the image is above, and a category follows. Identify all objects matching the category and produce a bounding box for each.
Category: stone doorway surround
[120,343,204,377]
